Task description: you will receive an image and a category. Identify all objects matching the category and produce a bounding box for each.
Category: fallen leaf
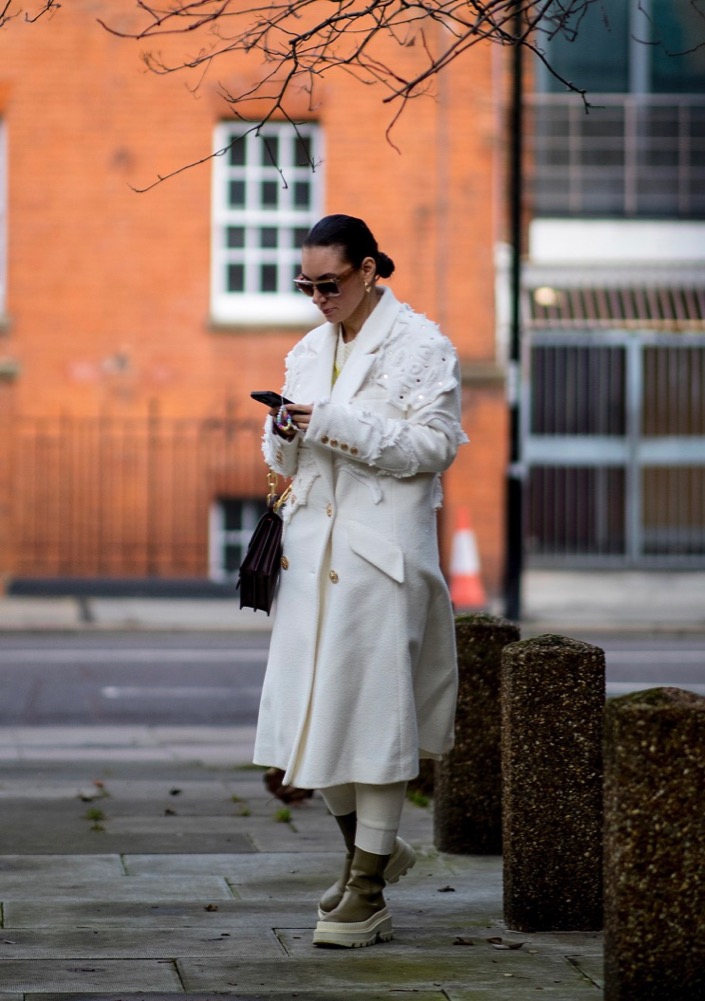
[170,787,182,796]
[437,885,456,893]
[452,936,475,946]
[488,937,526,950]
[204,904,219,912]
[164,807,177,816]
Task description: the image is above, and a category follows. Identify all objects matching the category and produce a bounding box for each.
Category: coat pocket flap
[347,521,405,583]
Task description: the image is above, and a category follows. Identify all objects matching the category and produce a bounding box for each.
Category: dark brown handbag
[237,473,292,614]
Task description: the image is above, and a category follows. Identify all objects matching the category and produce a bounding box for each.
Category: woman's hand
[270,403,314,438]
[288,404,314,433]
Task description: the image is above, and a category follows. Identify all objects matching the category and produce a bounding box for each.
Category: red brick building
[0,2,509,596]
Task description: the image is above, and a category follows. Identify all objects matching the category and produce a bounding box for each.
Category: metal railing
[523,330,705,566]
[0,405,267,579]
[526,94,705,218]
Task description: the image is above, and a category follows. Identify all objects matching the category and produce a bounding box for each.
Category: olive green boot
[313,848,393,948]
[318,835,416,918]
[317,811,357,918]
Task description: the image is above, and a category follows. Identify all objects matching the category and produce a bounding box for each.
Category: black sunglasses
[293,265,358,298]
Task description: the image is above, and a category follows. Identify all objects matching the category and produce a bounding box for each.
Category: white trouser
[320,781,408,855]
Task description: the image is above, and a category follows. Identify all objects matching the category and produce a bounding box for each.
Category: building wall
[0,1,508,594]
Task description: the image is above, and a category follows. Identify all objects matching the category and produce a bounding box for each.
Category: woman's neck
[340,288,381,343]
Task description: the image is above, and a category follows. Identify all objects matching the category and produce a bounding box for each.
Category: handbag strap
[267,470,293,513]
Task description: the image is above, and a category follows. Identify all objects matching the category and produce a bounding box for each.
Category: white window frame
[208,497,267,582]
[211,121,324,326]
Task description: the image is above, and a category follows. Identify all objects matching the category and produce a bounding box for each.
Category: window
[529,1,705,217]
[538,0,705,95]
[209,497,269,582]
[211,122,324,325]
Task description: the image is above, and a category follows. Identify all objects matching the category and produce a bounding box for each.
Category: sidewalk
[0,725,603,999]
[2,570,705,632]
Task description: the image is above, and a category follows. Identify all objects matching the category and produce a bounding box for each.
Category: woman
[253,214,467,948]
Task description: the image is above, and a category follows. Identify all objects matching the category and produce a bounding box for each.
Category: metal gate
[523,330,705,566]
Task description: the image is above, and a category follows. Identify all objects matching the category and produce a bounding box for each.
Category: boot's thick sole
[312,907,393,948]
[317,838,416,919]
[385,837,416,884]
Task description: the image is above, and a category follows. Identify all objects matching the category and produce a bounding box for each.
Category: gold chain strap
[267,469,293,513]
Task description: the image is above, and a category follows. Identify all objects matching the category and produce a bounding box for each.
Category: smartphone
[251,391,294,408]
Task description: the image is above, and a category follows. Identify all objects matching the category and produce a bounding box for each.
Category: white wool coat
[253,287,468,789]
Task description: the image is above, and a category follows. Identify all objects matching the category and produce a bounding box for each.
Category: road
[0,632,269,726]
[0,630,702,725]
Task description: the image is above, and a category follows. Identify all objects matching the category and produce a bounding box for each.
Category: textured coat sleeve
[306,353,467,478]
[261,416,301,477]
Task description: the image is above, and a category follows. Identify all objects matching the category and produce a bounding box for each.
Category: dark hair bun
[376,252,395,279]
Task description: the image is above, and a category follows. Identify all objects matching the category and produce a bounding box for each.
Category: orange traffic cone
[450,507,487,610]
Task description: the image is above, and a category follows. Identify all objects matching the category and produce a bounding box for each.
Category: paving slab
[28,995,448,1001]
[0,874,233,901]
[122,851,341,879]
[86,597,272,631]
[0,960,183,993]
[569,954,604,989]
[177,950,597,994]
[0,801,255,854]
[0,855,123,878]
[0,925,285,959]
[0,597,81,631]
[4,899,332,930]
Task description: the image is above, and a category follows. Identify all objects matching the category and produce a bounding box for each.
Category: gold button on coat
[340,443,349,451]
[330,439,339,447]
[329,570,339,583]
[321,435,329,444]
[280,556,289,570]
[350,447,359,455]
[326,503,333,517]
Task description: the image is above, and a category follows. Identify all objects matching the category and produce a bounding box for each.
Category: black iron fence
[1,405,268,580]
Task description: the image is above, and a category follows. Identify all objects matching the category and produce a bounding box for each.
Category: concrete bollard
[502,633,604,931]
[604,687,705,1001]
[433,613,520,854]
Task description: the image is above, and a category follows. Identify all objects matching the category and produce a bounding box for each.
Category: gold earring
[365,282,372,294]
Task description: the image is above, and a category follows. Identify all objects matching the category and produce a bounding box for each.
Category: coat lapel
[297,324,336,402]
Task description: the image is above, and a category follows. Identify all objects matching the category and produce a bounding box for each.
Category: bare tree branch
[98,0,614,186]
[0,0,59,28]
[101,1,600,100]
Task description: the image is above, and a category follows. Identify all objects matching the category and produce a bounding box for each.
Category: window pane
[294,226,309,246]
[296,134,313,166]
[261,136,279,165]
[260,264,277,292]
[227,264,245,292]
[652,0,705,93]
[226,226,245,248]
[261,181,278,207]
[228,138,246,166]
[294,181,310,207]
[260,227,278,248]
[229,180,246,207]
[540,1,629,93]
